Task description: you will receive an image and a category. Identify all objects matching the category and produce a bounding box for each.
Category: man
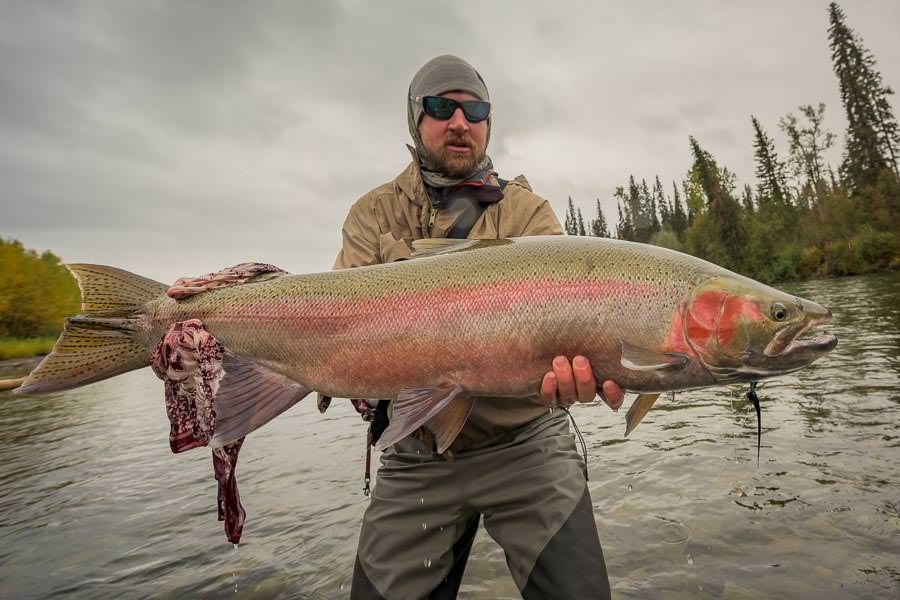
[335,55,624,600]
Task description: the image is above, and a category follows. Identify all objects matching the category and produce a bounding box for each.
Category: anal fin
[375,384,470,452]
[624,393,661,437]
[426,395,476,454]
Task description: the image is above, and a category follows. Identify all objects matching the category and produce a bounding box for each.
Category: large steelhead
[19,236,837,452]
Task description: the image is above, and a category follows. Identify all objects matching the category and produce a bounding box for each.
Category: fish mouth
[752,308,837,373]
[764,308,835,358]
[774,330,838,362]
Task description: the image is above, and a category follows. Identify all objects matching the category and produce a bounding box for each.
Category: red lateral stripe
[229,277,675,325]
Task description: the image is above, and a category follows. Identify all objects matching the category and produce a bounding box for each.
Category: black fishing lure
[747,381,761,463]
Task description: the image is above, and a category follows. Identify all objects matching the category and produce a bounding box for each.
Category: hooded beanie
[407,55,496,190]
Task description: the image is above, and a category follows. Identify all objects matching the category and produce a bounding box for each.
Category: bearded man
[335,55,624,600]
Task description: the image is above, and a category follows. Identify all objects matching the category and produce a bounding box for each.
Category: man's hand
[540,355,624,411]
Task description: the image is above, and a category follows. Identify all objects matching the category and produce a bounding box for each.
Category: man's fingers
[542,357,625,412]
[601,379,625,411]
[572,356,597,403]
[540,372,558,407]
[553,356,577,402]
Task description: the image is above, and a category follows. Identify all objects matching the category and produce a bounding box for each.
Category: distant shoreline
[0,355,43,380]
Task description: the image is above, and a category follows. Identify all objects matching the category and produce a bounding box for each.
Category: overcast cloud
[1,1,898,283]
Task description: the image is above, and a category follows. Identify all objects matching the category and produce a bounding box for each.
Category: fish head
[680,276,837,382]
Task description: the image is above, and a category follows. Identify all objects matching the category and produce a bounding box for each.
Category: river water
[1,272,898,599]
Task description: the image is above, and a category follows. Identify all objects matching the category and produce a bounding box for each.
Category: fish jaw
[749,297,837,374]
[763,297,832,357]
[679,277,838,382]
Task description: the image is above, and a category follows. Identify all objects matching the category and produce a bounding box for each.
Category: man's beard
[424,136,485,178]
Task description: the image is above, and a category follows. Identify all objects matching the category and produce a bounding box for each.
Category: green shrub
[854,225,900,268]
[0,336,57,360]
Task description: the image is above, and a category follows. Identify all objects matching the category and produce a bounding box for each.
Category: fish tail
[16,264,168,394]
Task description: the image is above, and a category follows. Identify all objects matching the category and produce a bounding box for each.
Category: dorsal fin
[410,238,513,258]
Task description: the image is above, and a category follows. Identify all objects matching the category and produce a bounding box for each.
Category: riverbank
[0,337,56,361]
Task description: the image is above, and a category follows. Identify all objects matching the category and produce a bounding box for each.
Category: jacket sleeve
[333,198,381,270]
[521,198,565,236]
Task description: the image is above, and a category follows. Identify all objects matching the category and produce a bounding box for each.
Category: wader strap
[364,430,372,496]
[445,177,508,239]
[355,400,391,496]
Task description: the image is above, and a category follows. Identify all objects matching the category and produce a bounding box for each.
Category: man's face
[417,91,488,178]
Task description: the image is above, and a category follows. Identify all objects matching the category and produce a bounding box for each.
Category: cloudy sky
[2,1,898,283]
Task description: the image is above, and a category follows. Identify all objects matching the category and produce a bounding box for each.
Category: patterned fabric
[150,319,246,544]
[213,439,245,544]
[167,262,287,299]
[150,319,225,452]
[350,399,372,415]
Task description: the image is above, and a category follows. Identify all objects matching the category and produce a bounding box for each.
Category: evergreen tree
[564,196,578,235]
[615,188,634,241]
[576,208,587,236]
[670,181,688,242]
[751,115,790,206]
[682,167,706,225]
[591,199,610,237]
[627,177,651,242]
[686,136,748,271]
[828,2,900,190]
[654,176,670,228]
[642,179,660,234]
[742,184,755,213]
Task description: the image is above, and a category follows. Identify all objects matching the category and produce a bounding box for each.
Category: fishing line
[563,407,589,481]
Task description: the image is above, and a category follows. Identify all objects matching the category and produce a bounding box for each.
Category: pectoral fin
[624,393,661,437]
[621,342,689,371]
[375,384,472,452]
[208,356,311,448]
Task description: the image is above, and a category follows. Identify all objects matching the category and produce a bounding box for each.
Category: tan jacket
[334,162,564,447]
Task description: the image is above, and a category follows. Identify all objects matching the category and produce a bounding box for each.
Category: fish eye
[771,303,788,321]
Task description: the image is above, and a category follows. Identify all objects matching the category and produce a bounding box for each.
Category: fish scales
[140,238,721,399]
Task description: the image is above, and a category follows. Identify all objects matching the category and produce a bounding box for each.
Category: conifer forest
[565,3,900,283]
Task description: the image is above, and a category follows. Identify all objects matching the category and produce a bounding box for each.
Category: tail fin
[17,264,168,394]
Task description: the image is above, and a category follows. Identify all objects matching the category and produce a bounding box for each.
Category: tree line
[565,2,900,283]
[0,238,79,338]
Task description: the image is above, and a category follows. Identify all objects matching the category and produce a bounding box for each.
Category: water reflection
[1,273,898,598]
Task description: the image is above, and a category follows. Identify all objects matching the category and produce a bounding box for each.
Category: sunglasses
[414,95,491,123]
